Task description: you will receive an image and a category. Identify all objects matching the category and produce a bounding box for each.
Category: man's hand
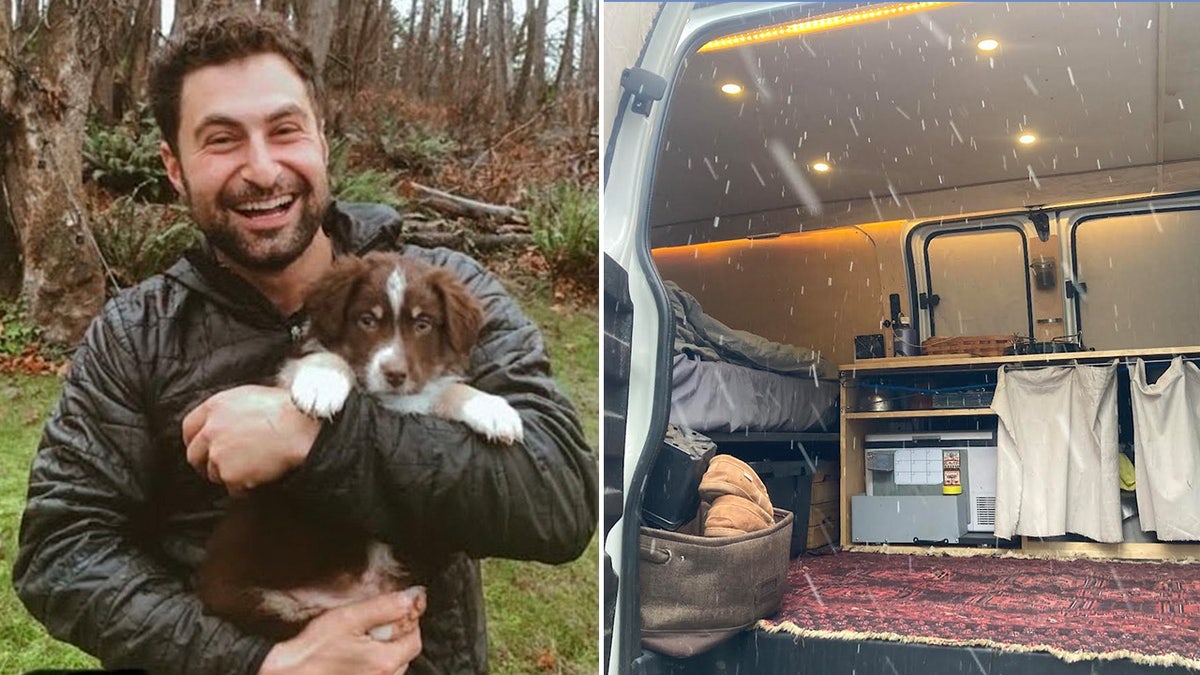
[258,588,427,675]
[182,385,321,493]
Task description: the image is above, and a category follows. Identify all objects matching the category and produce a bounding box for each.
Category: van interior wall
[649,159,1200,248]
[652,221,910,371]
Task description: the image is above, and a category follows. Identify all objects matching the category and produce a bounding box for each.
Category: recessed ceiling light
[720,83,743,95]
[977,38,999,52]
[1018,133,1037,145]
[811,161,831,172]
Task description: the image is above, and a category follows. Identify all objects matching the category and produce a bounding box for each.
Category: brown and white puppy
[196,251,522,640]
[280,251,523,442]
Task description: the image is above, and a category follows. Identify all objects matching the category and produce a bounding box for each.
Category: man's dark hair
[149,10,323,152]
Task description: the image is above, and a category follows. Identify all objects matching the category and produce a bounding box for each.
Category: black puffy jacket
[13,202,598,674]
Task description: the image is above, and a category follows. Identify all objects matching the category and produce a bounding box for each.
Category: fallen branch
[402,219,530,235]
[406,181,527,224]
[401,230,532,253]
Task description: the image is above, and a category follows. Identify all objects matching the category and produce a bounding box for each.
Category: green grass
[487,273,599,675]
[0,376,97,672]
[0,272,599,673]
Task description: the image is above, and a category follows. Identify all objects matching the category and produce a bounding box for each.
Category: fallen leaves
[535,649,558,672]
[0,345,68,377]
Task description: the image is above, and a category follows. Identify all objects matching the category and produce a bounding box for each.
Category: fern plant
[527,181,599,289]
[328,136,405,208]
[0,298,43,357]
[83,107,174,202]
[376,121,458,175]
[91,198,202,290]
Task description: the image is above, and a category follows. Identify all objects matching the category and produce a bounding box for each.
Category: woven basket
[921,334,1017,357]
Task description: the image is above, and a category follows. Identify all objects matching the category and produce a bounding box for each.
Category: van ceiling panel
[652,3,1194,237]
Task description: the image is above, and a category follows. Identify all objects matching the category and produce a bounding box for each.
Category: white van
[603,2,1200,673]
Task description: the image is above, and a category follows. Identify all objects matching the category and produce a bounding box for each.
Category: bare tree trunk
[454,0,484,120]
[122,0,159,116]
[348,0,378,93]
[531,0,547,107]
[579,0,597,126]
[435,0,454,95]
[262,0,291,17]
[511,0,534,114]
[87,0,132,124]
[329,0,354,88]
[91,66,117,124]
[401,0,417,89]
[485,0,510,127]
[319,0,356,129]
[0,0,21,299]
[1,0,107,344]
[298,0,336,78]
[510,0,547,113]
[172,0,198,34]
[461,0,481,87]
[553,0,577,96]
[363,0,383,86]
[175,0,255,31]
[413,0,435,95]
[16,0,40,31]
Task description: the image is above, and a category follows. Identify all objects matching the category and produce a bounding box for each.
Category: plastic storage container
[746,460,813,557]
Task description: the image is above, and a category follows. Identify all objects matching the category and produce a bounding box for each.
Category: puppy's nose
[382,363,407,388]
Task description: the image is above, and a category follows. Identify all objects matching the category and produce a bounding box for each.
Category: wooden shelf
[844,408,995,419]
[839,344,1200,375]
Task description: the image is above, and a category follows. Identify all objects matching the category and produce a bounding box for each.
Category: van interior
[629,1,1200,672]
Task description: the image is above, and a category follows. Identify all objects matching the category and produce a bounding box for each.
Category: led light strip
[698,2,957,53]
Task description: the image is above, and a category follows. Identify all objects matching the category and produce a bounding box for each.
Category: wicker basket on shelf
[920,334,1018,357]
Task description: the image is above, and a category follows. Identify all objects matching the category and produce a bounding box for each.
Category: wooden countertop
[840,345,1200,374]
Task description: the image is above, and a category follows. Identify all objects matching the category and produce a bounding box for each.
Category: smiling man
[12,11,597,675]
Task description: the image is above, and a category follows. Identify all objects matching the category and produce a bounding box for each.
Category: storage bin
[640,508,794,658]
[746,460,812,557]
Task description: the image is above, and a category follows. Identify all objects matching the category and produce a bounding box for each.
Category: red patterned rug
[759,551,1200,669]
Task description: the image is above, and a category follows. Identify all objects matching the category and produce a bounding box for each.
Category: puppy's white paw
[460,393,524,445]
[289,358,354,419]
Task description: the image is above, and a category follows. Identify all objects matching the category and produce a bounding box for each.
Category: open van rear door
[601,3,810,672]
[601,4,690,673]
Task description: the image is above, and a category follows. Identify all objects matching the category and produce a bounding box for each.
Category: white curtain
[1129,357,1200,541]
[991,361,1121,542]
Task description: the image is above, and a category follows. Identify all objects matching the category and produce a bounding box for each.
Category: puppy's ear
[430,268,483,361]
[303,256,367,344]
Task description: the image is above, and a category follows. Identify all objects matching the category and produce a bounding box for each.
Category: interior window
[925,228,1031,338]
[1073,208,1200,350]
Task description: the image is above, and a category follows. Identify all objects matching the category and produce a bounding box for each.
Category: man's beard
[185,175,329,272]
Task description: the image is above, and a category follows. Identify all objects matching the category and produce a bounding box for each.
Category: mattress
[669,354,839,433]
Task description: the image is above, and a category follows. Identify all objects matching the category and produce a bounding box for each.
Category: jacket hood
[162,201,404,325]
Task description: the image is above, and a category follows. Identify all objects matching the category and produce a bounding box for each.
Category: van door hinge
[918,292,940,309]
[621,67,667,117]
